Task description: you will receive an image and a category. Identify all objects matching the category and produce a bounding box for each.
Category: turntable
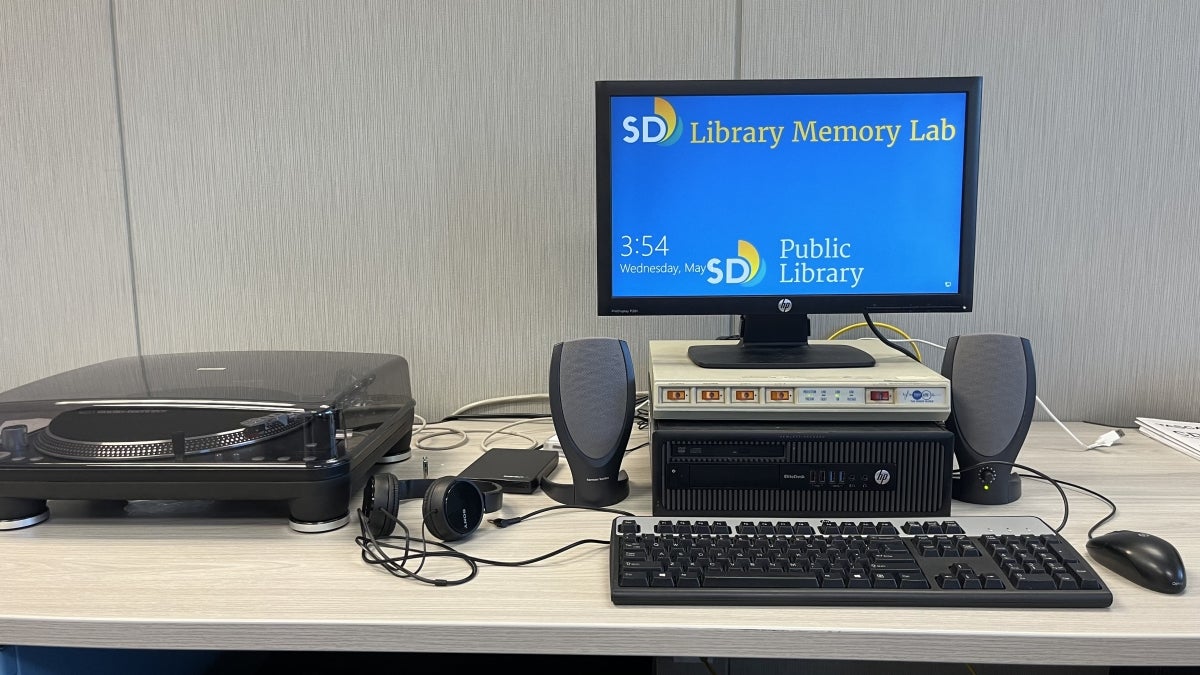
[0,350,415,532]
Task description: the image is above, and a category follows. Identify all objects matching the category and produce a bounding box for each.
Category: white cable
[413,426,470,451]
[480,417,555,452]
[450,394,549,417]
[1035,397,1089,449]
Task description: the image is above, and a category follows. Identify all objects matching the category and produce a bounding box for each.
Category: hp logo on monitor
[777,299,793,313]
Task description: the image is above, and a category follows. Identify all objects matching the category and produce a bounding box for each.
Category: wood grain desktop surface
[0,422,1197,666]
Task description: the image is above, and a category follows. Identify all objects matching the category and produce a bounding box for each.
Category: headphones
[361,473,503,541]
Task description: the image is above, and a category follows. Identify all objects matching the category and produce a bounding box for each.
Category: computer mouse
[1086,530,1186,594]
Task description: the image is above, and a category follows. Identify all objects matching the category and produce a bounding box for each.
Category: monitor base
[688,342,876,369]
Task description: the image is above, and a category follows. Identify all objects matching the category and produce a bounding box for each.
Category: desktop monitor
[596,76,981,369]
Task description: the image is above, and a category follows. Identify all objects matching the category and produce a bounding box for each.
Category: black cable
[955,460,1121,540]
[954,461,1070,532]
[356,504,628,586]
[863,312,919,361]
[451,538,612,567]
[1018,473,1119,540]
[356,509,479,586]
[490,503,636,528]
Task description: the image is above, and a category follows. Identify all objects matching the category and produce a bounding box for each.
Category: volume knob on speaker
[541,337,636,508]
[941,333,1036,505]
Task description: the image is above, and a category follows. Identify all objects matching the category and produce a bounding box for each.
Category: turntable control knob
[1,424,29,454]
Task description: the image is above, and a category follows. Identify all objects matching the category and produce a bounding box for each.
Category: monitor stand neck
[686,314,876,369]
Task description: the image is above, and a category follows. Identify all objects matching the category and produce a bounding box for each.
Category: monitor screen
[595,76,981,369]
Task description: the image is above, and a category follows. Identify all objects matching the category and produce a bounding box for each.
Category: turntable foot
[289,513,350,533]
[287,491,350,533]
[0,498,50,530]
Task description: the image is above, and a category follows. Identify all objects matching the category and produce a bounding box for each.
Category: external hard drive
[458,448,559,494]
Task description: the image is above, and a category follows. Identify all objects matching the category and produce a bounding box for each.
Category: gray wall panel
[116,0,733,420]
[743,0,1200,425]
[4,0,1197,426]
[0,1,137,391]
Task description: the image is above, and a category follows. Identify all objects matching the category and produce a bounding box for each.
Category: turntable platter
[35,406,305,460]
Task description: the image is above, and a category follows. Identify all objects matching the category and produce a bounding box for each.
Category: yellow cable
[826,321,923,362]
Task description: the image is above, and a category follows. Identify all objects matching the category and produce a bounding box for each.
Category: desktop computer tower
[650,419,954,518]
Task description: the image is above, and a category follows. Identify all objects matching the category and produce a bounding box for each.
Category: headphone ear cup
[422,477,485,542]
[363,473,401,537]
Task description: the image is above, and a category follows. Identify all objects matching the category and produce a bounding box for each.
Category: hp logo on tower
[874,469,892,486]
[777,298,793,313]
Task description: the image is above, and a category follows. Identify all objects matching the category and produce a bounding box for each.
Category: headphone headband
[393,477,503,513]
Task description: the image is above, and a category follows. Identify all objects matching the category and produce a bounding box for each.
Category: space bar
[703,572,821,588]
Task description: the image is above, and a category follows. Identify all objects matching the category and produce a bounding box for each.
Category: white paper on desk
[1135,417,1200,461]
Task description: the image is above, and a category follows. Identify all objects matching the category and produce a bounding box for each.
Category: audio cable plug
[490,516,524,528]
[1087,429,1125,450]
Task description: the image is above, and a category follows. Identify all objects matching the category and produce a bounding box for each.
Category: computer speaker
[941,333,1036,505]
[541,337,636,508]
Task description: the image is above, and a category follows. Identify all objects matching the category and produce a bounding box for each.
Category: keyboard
[610,515,1113,607]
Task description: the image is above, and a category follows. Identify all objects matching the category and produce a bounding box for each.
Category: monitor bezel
[595,76,981,317]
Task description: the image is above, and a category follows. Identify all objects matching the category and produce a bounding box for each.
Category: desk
[0,422,1197,667]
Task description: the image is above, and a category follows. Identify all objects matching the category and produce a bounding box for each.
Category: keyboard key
[619,571,649,587]
[1054,572,1079,590]
[704,571,820,588]
[980,573,1005,589]
[936,573,961,589]
[1010,572,1057,590]
[871,572,898,588]
[622,560,664,574]
[847,571,871,588]
[869,561,922,573]
[650,572,675,587]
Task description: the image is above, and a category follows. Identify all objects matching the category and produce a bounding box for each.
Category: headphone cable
[356,504,629,586]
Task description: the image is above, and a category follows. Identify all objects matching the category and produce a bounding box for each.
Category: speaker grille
[944,334,1034,457]
[552,338,634,460]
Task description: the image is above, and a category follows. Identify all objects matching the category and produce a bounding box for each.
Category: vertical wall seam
[108,0,143,357]
[733,0,743,79]
[729,0,744,338]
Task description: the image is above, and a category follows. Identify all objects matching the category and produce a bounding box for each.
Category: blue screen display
[608,91,968,299]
